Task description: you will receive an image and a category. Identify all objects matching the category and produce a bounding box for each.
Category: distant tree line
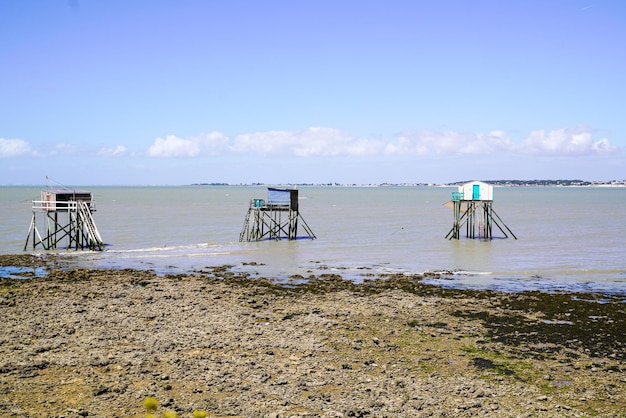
[450,180,592,186]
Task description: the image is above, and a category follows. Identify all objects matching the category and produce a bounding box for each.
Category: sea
[2,185,625,296]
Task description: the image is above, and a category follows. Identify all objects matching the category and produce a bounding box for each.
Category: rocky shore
[1,254,624,417]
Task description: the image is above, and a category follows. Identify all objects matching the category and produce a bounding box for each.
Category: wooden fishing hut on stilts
[239,187,316,241]
[445,181,517,240]
[24,188,104,251]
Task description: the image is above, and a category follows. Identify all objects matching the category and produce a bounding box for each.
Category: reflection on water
[0,266,47,279]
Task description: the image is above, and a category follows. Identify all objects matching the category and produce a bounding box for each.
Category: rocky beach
[0,254,624,417]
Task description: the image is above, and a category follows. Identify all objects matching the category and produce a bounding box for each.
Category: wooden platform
[24,189,104,251]
[239,188,316,241]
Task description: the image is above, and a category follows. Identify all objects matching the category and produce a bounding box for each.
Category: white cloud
[194,131,230,154]
[228,126,618,158]
[147,132,229,158]
[388,128,620,157]
[98,145,128,157]
[230,127,385,156]
[50,143,82,156]
[387,130,514,156]
[148,135,201,158]
[591,138,615,152]
[519,128,618,155]
[0,138,34,157]
[4,126,620,162]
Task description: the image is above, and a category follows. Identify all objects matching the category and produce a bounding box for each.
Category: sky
[1,0,625,185]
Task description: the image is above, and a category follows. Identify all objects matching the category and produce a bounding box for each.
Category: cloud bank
[143,126,619,159]
[1,127,620,160]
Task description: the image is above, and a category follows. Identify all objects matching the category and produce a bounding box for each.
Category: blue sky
[1,0,625,185]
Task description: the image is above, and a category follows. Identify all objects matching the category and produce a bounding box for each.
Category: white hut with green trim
[446,181,516,240]
[455,180,493,201]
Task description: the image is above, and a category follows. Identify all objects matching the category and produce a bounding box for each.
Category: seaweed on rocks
[1,255,625,416]
[453,291,626,361]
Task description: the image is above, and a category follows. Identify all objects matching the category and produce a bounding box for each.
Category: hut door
[472,184,480,200]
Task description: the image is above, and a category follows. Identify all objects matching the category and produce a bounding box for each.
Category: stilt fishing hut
[239,187,316,241]
[445,181,516,240]
[24,188,104,251]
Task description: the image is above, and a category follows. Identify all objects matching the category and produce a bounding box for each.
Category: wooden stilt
[445,181,516,240]
[24,189,104,251]
[240,188,316,242]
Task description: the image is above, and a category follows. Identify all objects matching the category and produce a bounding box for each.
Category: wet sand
[1,254,624,417]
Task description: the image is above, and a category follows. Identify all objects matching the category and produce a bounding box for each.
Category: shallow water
[2,185,625,295]
[0,265,47,279]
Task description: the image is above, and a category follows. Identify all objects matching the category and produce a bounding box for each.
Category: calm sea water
[2,185,625,295]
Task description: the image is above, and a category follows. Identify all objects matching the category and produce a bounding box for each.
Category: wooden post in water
[445,181,517,240]
[24,189,104,251]
[239,188,316,242]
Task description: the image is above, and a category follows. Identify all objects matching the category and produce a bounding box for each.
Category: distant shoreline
[2,180,625,188]
[190,180,626,187]
[189,180,626,187]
